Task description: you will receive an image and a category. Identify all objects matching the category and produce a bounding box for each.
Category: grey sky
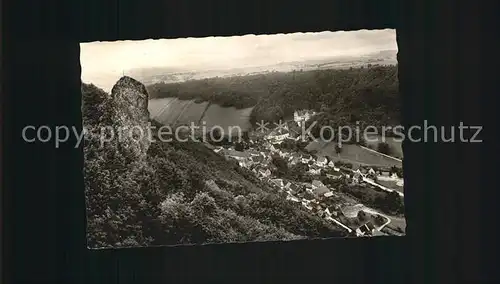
[81,29,396,91]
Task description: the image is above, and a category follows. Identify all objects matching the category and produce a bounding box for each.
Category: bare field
[149,98,254,136]
[307,141,403,168]
[365,134,403,159]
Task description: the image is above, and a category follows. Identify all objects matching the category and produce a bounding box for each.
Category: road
[359,145,402,162]
[326,216,353,233]
[362,177,404,197]
[355,205,392,231]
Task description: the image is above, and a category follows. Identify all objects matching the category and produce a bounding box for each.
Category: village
[205,110,406,237]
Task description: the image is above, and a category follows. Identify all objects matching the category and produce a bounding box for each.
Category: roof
[341,204,364,218]
[327,170,343,176]
[360,225,371,234]
[251,155,264,163]
[317,156,328,163]
[204,142,215,150]
[247,150,261,156]
[224,149,251,158]
[372,230,387,236]
[312,180,325,188]
[313,186,330,196]
[365,222,376,231]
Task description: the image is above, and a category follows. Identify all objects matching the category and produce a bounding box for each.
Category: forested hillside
[82,80,346,249]
[147,65,400,129]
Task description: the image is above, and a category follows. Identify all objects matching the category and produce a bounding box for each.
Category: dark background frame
[2,0,490,283]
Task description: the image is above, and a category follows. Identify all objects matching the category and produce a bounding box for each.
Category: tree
[335,144,343,154]
[235,142,244,152]
[272,155,289,177]
[373,214,385,226]
[377,142,390,155]
[210,128,222,142]
[358,136,367,147]
[357,210,367,222]
[374,191,403,214]
[390,166,403,178]
[385,191,403,213]
[287,163,308,181]
[242,131,250,142]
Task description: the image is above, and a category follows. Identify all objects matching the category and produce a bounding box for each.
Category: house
[251,155,265,163]
[326,171,343,180]
[213,147,224,153]
[289,183,300,193]
[286,195,300,202]
[377,170,390,177]
[328,161,336,168]
[325,206,338,217]
[316,156,328,167]
[271,178,284,188]
[259,169,272,178]
[359,168,368,175]
[308,167,321,175]
[323,191,334,198]
[391,172,399,179]
[368,168,376,175]
[283,181,291,189]
[311,180,330,197]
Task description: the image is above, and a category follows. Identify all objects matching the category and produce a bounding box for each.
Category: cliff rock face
[110,76,151,160]
[82,76,151,161]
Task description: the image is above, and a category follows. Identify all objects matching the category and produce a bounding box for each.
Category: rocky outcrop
[110,76,151,160]
[81,76,151,161]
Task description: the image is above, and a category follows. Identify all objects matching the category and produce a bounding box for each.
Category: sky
[81,29,396,92]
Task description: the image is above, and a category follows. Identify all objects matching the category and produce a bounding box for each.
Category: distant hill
[145,63,400,131]
[127,49,398,85]
[82,77,345,249]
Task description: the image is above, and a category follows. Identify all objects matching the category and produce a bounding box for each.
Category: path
[151,98,176,122]
[326,216,353,233]
[359,145,402,162]
[355,205,392,231]
[362,177,404,197]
